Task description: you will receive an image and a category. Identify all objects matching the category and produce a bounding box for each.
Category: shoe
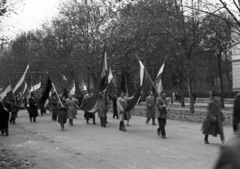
[152,124,157,125]
[93,122,96,124]
[127,124,130,126]
[61,128,64,131]
[5,133,8,136]
[161,136,166,139]
[204,139,209,144]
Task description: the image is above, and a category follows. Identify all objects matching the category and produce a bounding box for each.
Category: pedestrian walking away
[201,93,225,144]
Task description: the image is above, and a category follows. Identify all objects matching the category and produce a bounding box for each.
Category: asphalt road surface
[0,110,233,169]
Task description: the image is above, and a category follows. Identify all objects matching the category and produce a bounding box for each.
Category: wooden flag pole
[52,83,64,107]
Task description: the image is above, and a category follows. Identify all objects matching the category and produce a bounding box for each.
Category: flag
[124,62,145,112]
[62,86,69,98]
[99,52,108,92]
[13,64,29,94]
[155,62,165,96]
[80,93,100,113]
[19,82,28,99]
[0,79,13,101]
[108,67,113,84]
[30,79,41,92]
[38,77,52,106]
[69,83,75,96]
[62,75,67,81]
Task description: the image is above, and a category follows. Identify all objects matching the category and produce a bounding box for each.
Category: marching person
[213,94,240,168]
[28,93,39,123]
[117,92,127,131]
[97,92,110,127]
[124,93,132,126]
[112,93,118,119]
[0,97,11,136]
[57,96,68,131]
[9,99,19,124]
[201,93,225,144]
[66,94,78,126]
[146,91,156,125]
[50,92,58,121]
[156,91,170,139]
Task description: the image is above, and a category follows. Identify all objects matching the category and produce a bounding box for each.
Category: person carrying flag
[57,95,68,131]
[50,92,59,121]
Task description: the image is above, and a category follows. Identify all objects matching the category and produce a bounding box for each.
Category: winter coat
[156,97,169,119]
[146,96,156,118]
[28,97,38,118]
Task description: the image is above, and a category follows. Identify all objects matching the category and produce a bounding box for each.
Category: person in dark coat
[112,93,118,119]
[0,97,11,136]
[201,93,224,144]
[213,94,240,169]
[146,91,156,125]
[50,92,58,121]
[233,93,240,133]
[156,91,170,138]
[9,99,19,124]
[28,93,39,122]
[58,96,68,131]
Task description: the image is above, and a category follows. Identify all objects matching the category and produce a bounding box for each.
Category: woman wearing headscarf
[58,96,68,131]
[66,94,78,126]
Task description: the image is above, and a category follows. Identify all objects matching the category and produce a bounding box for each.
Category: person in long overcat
[28,93,38,123]
[146,91,156,125]
[0,96,11,136]
[201,93,225,144]
[66,94,78,126]
[58,96,68,131]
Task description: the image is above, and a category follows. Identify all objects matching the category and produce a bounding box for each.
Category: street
[0,110,233,169]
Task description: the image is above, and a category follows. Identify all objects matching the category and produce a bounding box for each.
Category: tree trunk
[217,53,225,109]
[188,67,194,114]
[179,80,185,107]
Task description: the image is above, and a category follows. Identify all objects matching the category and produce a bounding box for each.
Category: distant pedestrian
[209,90,213,100]
[58,96,68,131]
[50,92,59,121]
[0,97,11,136]
[193,92,196,104]
[175,92,178,101]
[201,93,224,144]
[28,93,38,123]
[233,93,240,133]
[9,99,18,124]
[156,91,170,139]
[117,92,127,131]
[146,91,156,125]
[97,92,110,127]
[66,94,78,126]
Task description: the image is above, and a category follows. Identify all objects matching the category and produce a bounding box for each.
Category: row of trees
[1,0,239,112]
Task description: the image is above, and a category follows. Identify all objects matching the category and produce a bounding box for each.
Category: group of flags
[0,64,42,102]
[0,51,166,113]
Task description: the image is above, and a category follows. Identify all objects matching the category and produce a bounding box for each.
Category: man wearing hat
[213,93,240,168]
[201,92,225,144]
[156,91,170,138]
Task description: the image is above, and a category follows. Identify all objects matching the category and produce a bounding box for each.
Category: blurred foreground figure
[213,94,240,169]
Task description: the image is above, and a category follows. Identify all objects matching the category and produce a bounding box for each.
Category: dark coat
[0,102,11,130]
[213,131,240,169]
[58,101,68,124]
[146,96,156,118]
[202,100,224,136]
[28,97,38,118]
[156,97,169,119]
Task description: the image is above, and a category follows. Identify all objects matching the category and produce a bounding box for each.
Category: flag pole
[52,83,63,107]
[135,55,158,92]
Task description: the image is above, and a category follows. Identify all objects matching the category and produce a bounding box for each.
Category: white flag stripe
[139,60,145,86]
[108,67,113,84]
[0,83,12,100]
[69,84,75,96]
[156,63,165,78]
[20,82,27,98]
[156,79,163,96]
[13,65,29,94]
[30,81,41,92]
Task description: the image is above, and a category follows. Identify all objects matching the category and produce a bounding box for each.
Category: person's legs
[146,118,150,124]
[220,133,225,144]
[152,118,156,125]
[159,118,166,138]
[157,118,161,135]
[33,117,36,122]
[93,114,96,124]
[204,134,209,144]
